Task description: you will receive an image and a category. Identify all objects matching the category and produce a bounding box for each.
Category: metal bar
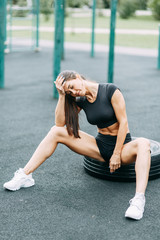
[61,0,65,60]
[91,0,96,58]
[108,0,118,83]
[4,0,7,50]
[31,0,35,50]
[53,0,63,98]
[158,24,160,70]
[35,0,40,51]
[0,0,6,88]
[8,0,13,52]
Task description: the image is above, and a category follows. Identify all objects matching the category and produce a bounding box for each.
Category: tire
[83,138,160,182]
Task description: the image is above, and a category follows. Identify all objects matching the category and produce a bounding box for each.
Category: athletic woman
[3,70,151,220]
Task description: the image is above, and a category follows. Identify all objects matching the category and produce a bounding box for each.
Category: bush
[134,0,148,10]
[118,0,136,19]
[139,0,148,9]
[67,0,90,8]
[40,0,53,21]
[12,0,29,18]
[102,0,110,8]
[148,0,160,20]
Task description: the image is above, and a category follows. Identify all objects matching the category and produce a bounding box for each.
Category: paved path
[8,26,159,35]
[9,39,158,57]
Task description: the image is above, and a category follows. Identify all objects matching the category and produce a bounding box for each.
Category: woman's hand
[109,153,121,173]
[54,75,65,95]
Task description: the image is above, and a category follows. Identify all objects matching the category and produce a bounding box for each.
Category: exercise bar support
[108,0,117,83]
[0,0,6,88]
[158,24,160,70]
[91,0,96,58]
[35,0,40,51]
[61,0,65,60]
[53,0,64,98]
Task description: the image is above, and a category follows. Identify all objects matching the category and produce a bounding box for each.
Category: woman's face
[64,77,85,97]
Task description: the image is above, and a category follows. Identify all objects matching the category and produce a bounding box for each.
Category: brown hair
[59,70,85,138]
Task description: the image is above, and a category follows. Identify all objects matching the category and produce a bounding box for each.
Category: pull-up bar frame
[0,0,6,89]
[53,0,118,98]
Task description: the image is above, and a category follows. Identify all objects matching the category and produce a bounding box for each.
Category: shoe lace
[12,169,24,180]
[129,197,145,211]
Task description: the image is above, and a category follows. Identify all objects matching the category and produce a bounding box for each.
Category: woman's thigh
[121,139,138,165]
[55,127,105,162]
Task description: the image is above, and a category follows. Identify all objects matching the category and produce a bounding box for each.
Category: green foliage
[12,0,28,18]
[66,0,90,8]
[40,0,53,21]
[134,0,148,10]
[97,0,104,9]
[139,0,148,9]
[148,0,160,20]
[118,0,136,19]
[13,0,19,4]
[96,0,105,17]
[102,0,110,8]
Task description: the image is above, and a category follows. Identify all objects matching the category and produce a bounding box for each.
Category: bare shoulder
[111,89,125,104]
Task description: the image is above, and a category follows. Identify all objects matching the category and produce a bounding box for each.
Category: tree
[148,0,160,20]
[40,0,53,21]
[102,0,110,8]
[66,0,90,8]
[118,0,136,19]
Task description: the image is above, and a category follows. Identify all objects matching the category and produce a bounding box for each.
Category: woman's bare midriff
[98,122,129,136]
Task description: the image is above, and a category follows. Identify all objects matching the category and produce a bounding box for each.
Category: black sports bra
[76,83,119,128]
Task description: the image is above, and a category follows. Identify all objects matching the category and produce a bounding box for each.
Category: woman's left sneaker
[125,195,145,220]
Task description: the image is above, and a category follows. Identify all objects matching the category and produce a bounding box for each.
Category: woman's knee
[49,125,67,141]
[136,137,150,152]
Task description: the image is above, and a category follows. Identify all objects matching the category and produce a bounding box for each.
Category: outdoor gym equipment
[0,0,6,89]
[53,0,118,98]
[91,0,96,58]
[0,0,40,88]
[53,0,65,99]
[7,0,40,52]
[84,138,160,182]
[158,24,160,70]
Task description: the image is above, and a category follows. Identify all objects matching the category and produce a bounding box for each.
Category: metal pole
[8,0,13,52]
[35,0,40,51]
[61,0,65,60]
[158,24,160,70]
[53,0,63,98]
[91,0,96,58]
[0,0,6,88]
[4,0,7,51]
[108,0,117,83]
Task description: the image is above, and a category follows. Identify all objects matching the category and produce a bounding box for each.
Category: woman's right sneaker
[3,168,35,191]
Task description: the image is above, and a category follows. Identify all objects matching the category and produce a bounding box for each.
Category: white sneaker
[3,168,35,191]
[125,195,145,220]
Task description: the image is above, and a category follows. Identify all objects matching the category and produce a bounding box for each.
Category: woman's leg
[121,137,151,220]
[23,125,105,175]
[121,137,151,194]
[4,126,104,191]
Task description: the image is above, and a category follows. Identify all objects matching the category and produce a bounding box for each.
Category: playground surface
[0,46,160,240]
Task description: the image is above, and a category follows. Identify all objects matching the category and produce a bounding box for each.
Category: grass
[12,14,159,30]
[9,13,160,49]
[10,31,158,49]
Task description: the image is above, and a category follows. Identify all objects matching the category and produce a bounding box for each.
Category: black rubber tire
[83,138,160,182]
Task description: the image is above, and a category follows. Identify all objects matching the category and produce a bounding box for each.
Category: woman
[3,70,151,220]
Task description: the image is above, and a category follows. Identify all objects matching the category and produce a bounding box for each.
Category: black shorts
[95,132,132,166]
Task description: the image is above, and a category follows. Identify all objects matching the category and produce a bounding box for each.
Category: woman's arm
[110,89,129,172]
[55,94,66,126]
[54,75,66,127]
